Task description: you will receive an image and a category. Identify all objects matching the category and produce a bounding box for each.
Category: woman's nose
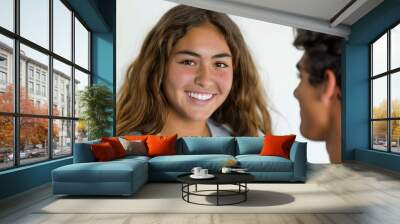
[195,63,213,87]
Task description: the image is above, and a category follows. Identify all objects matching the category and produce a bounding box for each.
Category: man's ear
[320,69,338,104]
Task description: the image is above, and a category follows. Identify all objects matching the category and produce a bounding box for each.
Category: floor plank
[1,162,400,224]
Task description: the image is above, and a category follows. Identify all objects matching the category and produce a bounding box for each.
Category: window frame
[0,0,92,171]
[370,20,400,154]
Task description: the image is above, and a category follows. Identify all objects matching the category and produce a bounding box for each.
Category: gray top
[207,119,233,136]
[125,119,233,137]
[125,119,264,137]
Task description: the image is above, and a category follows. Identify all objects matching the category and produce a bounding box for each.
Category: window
[0,54,7,67]
[42,85,46,97]
[28,67,34,80]
[75,17,89,70]
[20,0,49,49]
[35,70,40,81]
[41,73,46,82]
[371,23,400,154]
[0,71,6,85]
[0,0,91,170]
[0,35,13,113]
[35,83,40,95]
[0,54,8,87]
[0,0,13,32]
[53,0,72,60]
[28,81,34,94]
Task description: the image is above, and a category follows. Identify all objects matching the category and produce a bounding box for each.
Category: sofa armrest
[289,141,307,181]
[73,140,100,163]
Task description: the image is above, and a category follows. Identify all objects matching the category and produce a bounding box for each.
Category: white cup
[191,167,202,176]
[221,167,232,174]
[200,169,208,176]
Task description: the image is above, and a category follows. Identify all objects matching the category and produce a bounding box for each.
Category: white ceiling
[166,0,384,38]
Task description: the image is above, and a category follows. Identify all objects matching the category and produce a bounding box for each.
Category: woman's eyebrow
[175,50,200,57]
[212,53,232,59]
[174,50,232,59]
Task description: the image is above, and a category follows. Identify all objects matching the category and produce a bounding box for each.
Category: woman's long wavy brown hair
[117,5,271,136]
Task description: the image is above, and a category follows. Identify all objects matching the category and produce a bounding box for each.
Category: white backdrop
[116,0,330,163]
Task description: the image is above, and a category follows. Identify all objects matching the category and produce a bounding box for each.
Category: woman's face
[163,23,233,122]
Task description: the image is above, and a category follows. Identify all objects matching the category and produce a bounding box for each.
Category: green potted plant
[79,84,113,140]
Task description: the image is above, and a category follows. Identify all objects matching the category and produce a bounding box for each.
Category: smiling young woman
[117,5,271,137]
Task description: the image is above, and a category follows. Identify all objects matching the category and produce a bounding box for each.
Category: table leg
[217,184,219,206]
[245,183,247,201]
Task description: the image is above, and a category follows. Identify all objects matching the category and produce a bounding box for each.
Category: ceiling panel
[226,0,352,21]
[167,0,383,38]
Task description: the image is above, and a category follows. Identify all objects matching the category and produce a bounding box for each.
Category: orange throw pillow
[91,142,118,161]
[101,137,126,158]
[146,134,177,157]
[124,135,148,141]
[259,134,296,159]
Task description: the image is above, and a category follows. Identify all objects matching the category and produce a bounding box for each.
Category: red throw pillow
[91,142,118,161]
[146,134,177,157]
[259,134,296,159]
[101,137,126,158]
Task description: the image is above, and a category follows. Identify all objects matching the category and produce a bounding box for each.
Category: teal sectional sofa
[52,137,307,196]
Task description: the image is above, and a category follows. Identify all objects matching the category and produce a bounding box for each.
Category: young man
[293,29,344,163]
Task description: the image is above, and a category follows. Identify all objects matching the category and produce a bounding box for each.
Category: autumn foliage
[372,99,400,142]
[0,84,59,150]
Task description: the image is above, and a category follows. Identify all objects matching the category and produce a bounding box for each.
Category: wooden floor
[1,162,400,224]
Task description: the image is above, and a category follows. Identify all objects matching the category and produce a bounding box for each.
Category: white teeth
[187,92,213,101]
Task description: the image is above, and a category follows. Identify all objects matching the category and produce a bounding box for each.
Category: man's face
[293,55,330,140]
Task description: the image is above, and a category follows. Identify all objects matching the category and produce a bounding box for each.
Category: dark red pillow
[101,137,126,158]
[91,142,118,161]
[259,134,296,159]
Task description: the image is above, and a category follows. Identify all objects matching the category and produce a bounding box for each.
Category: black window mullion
[49,0,53,160]
[71,10,76,154]
[370,45,373,149]
[13,0,20,167]
[388,30,391,152]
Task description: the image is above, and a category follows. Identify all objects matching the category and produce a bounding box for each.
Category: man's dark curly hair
[293,29,344,89]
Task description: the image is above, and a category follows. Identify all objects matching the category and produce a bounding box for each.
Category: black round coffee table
[177,173,255,206]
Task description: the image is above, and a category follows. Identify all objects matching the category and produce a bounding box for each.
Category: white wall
[116,0,330,163]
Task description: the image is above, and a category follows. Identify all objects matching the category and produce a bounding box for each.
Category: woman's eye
[180,60,195,66]
[216,62,228,68]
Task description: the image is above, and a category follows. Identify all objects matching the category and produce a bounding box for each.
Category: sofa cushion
[73,140,100,163]
[114,155,150,164]
[52,158,147,183]
[179,137,235,155]
[236,155,293,172]
[148,154,235,172]
[235,137,264,155]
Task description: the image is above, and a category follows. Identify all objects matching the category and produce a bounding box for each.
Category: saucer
[190,174,215,179]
